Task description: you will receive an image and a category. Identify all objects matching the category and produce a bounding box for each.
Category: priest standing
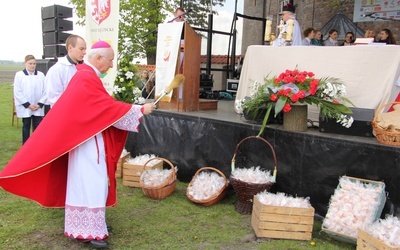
[273,1,303,46]
[0,40,156,248]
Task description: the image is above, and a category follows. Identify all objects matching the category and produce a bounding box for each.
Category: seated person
[377,29,396,44]
[302,27,315,46]
[311,30,323,46]
[324,29,339,46]
[340,32,355,46]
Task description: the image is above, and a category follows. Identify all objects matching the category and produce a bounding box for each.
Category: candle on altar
[264,19,272,41]
[286,19,294,41]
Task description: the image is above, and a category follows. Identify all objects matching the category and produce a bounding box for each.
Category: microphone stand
[167,12,187,23]
[142,27,158,38]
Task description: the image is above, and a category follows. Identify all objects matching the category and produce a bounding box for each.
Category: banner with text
[85,0,120,94]
[155,22,184,101]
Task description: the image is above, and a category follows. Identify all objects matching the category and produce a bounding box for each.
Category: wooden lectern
[158,22,202,111]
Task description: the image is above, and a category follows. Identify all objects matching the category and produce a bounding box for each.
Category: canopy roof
[320,11,365,41]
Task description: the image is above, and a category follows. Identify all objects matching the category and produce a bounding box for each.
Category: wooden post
[283,104,308,131]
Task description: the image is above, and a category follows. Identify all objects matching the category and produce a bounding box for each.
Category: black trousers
[22,116,43,144]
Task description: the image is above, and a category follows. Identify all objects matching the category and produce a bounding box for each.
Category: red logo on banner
[90,0,111,25]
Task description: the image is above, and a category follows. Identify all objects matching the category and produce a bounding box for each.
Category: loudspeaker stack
[41,5,73,59]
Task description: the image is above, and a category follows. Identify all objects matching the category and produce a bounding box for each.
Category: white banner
[155,22,184,101]
[85,0,120,94]
[354,0,400,22]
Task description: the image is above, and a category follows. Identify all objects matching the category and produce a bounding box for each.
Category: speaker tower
[41,5,73,59]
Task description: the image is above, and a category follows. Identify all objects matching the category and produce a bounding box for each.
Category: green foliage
[69,0,225,64]
[113,56,143,104]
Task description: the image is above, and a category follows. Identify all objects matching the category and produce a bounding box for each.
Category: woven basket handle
[193,167,227,184]
[143,157,176,181]
[373,102,400,122]
[231,135,278,182]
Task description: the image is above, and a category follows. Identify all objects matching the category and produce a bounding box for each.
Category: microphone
[178,8,193,19]
[361,12,375,18]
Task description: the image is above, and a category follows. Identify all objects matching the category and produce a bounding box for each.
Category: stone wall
[241,0,399,54]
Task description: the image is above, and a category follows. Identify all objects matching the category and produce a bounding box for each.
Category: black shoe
[76,238,91,243]
[89,240,108,249]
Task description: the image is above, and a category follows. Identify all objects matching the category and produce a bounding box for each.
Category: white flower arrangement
[113,56,143,104]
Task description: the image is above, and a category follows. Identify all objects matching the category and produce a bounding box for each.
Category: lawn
[0,64,355,249]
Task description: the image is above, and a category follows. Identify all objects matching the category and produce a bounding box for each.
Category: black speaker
[41,5,72,19]
[43,32,71,45]
[42,18,73,33]
[319,107,375,137]
[36,59,58,75]
[43,45,67,58]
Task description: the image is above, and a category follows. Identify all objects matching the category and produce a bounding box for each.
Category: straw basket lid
[186,167,229,206]
[140,157,177,199]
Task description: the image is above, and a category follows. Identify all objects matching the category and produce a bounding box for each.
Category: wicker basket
[372,102,400,146]
[230,136,278,214]
[186,167,229,206]
[140,157,177,199]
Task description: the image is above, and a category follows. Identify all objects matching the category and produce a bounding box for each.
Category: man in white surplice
[272,2,302,47]
[62,41,156,248]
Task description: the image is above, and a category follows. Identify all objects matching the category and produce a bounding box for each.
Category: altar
[235,45,400,119]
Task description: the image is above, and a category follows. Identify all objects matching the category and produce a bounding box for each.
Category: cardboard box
[251,196,314,241]
[357,229,400,250]
[116,153,130,178]
[122,160,163,187]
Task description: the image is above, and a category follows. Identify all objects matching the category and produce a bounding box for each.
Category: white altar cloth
[235,45,400,120]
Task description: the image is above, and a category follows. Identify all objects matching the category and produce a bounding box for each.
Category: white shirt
[302,37,312,46]
[45,56,77,107]
[13,70,46,118]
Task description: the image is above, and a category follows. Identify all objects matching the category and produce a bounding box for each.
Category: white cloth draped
[235,45,400,121]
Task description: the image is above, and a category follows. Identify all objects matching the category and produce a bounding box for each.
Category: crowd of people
[272,1,397,47]
[297,27,397,46]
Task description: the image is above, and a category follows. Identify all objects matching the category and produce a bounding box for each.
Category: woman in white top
[324,29,339,46]
[13,55,46,144]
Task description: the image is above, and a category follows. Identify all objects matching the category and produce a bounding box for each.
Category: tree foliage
[69,0,225,64]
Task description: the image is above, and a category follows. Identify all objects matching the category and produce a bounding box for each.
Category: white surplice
[64,105,143,240]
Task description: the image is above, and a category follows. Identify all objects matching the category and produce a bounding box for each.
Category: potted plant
[240,68,354,135]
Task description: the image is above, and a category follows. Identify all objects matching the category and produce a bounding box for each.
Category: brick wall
[241,0,399,54]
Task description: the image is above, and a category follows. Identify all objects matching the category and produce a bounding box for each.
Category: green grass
[0,64,355,249]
